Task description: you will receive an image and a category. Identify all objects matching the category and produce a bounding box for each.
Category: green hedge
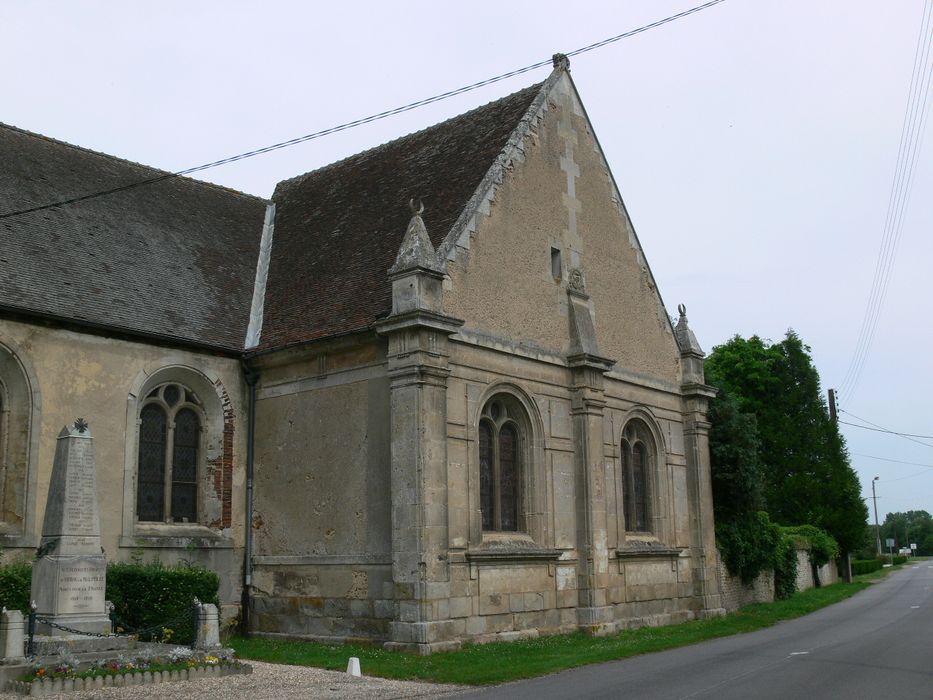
[852,558,883,575]
[0,561,219,645]
[0,562,31,613]
[108,562,220,644]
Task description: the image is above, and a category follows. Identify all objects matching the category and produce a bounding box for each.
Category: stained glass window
[136,383,201,523]
[137,404,166,522]
[621,420,655,533]
[479,421,494,531]
[479,395,526,532]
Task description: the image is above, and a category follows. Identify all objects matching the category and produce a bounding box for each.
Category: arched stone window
[621,419,655,533]
[0,340,39,545]
[479,395,528,532]
[122,365,233,543]
[136,383,204,523]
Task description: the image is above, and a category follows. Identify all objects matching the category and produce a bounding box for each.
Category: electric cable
[853,453,933,469]
[838,409,933,448]
[0,0,727,221]
[839,0,933,400]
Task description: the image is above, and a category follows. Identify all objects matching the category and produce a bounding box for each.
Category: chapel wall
[432,342,709,643]
[0,317,247,607]
[249,339,393,641]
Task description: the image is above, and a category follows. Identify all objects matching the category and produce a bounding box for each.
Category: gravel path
[0,661,465,699]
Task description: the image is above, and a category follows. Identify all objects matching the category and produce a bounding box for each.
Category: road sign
[911,543,917,551]
[886,538,895,548]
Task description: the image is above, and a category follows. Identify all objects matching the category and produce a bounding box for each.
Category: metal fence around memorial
[26,601,200,658]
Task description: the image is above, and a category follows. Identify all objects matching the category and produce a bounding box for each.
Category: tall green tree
[705,331,868,555]
[707,384,780,582]
[880,510,933,555]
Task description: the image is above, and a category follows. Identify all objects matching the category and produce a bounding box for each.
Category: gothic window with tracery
[136,382,202,523]
[621,419,655,533]
[479,395,526,532]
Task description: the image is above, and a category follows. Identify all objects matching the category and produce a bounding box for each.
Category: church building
[0,56,723,652]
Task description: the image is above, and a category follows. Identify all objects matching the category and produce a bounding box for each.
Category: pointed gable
[440,70,682,382]
[257,82,544,351]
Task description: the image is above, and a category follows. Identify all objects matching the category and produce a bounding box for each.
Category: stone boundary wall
[718,547,842,613]
[794,550,839,592]
[715,550,774,612]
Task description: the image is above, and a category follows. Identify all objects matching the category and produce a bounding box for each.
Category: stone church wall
[0,317,247,609]
[249,337,394,641]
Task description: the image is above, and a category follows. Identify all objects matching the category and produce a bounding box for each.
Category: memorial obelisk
[31,419,111,635]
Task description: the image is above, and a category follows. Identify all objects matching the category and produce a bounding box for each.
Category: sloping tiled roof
[0,124,268,352]
[258,81,545,351]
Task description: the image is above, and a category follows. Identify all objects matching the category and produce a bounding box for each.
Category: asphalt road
[460,564,933,699]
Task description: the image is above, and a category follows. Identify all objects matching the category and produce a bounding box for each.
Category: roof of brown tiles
[0,124,269,352]
[258,81,545,351]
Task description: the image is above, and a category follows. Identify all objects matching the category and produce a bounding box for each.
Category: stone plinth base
[30,634,132,655]
[31,553,109,635]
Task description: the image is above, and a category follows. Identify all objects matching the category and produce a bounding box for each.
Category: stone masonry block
[425,582,450,600]
[374,599,396,620]
[349,599,373,617]
[479,593,509,616]
[483,613,516,634]
[449,596,472,619]
[398,600,420,623]
[523,592,545,611]
[557,589,578,608]
[465,615,486,636]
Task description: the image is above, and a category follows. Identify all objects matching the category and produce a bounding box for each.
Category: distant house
[0,56,723,651]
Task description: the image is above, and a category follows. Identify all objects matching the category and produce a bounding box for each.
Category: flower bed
[7,648,251,696]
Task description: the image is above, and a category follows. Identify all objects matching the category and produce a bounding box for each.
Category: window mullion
[164,418,175,523]
[493,425,501,530]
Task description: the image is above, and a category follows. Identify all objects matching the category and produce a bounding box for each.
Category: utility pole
[828,388,837,423]
[872,476,881,556]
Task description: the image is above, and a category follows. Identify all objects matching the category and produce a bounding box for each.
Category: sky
[3,0,932,529]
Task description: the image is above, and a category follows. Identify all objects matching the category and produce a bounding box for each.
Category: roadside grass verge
[231,580,870,685]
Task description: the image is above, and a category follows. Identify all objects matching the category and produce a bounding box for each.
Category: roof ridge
[0,122,270,204]
[272,82,546,197]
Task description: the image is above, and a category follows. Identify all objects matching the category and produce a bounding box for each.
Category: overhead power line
[0,0,727,221]
[839,0,933,401]
[853,452,933,469]
[840,420,933,441]
[839,409,933,447]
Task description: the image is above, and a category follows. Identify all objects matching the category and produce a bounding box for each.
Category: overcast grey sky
[3,1,931,528]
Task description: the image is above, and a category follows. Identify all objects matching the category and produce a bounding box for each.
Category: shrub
[716,511,781,583]
[851,559,883,575]
[106,562,220,644]
[783,525,839,567]
[0,561,31,613]
[0,560,220,644]
[773,532,799,600]
[892,555,908,565]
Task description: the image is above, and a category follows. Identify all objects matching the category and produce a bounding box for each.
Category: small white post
[346,657,361,677]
